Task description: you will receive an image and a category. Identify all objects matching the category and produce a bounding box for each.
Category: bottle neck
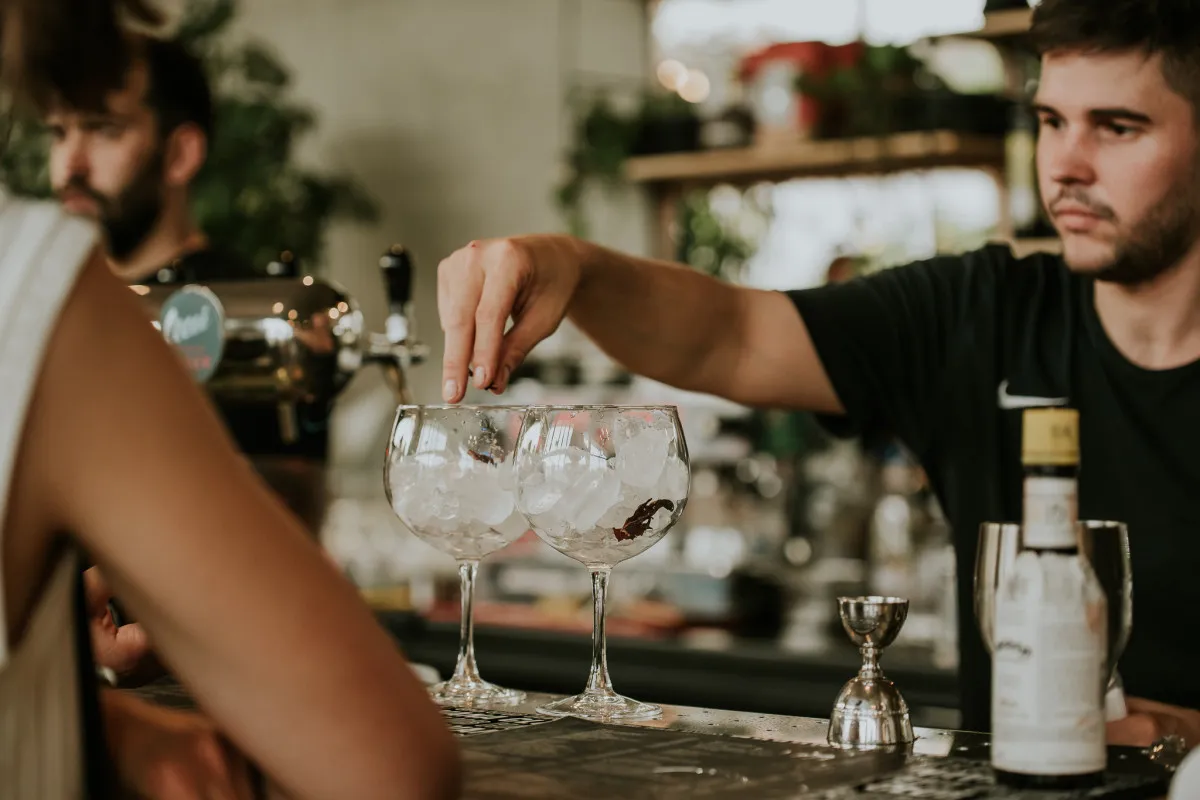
[1022,464,1079,550]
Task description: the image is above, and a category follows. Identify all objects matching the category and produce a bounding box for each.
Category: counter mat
[457,715,1169,800]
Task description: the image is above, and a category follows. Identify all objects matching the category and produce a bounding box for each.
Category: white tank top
[0,193,102,799]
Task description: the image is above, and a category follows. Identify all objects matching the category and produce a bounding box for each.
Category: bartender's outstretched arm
[438,235,844,413]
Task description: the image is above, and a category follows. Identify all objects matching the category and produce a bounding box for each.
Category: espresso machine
[134,245,428,443]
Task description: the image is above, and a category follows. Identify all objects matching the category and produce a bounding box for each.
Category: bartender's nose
[58,130,91,180]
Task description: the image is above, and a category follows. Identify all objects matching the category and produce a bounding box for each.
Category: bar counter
[376,611,961,727]
[131,678,1172,798]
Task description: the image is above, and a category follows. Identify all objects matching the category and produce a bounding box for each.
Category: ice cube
[431,488,460,522]
[597,483,644,530]
[656,457,690,501]
[388,458,422,493]
[597,502,630,530]
[472,473,515,527]
[515,452,542,483]
[649,506,674,532]
[494,508,530,539]
[550,466,598,526]
[519,474,562,516]
[616,429,669,488]
[614,414,647,447]
[542,446,589,477]
[648,409,676,433]
[494,460,517,492]
[568,469,622,530]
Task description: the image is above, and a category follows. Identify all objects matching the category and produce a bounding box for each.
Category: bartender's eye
[82,120,125,138]
[1037,113,1063,131]
[1102,122,1138,138]
[45,124,65,141]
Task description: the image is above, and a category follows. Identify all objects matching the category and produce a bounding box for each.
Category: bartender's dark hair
[1031,0,1200,115]
[0,0,163,115]
[143,36,214,143]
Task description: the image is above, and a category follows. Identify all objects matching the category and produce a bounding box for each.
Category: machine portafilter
[133,245,428,443]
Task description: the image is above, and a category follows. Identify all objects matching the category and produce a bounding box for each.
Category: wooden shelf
[959,8,1032,40]
[624,131,1006,188]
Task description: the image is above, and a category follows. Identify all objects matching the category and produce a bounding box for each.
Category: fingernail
[490,365,510,394]
[473,365,487,388]
[443,379,458,402]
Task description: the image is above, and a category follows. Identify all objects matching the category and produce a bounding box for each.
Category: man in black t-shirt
[434,0,1200,749]
[44,36,331,513]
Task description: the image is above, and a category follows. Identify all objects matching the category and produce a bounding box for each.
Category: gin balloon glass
[515,405,690,722]
[974,520,1132,710]
[384,404,531,707]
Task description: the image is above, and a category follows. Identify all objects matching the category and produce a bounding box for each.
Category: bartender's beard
[1052,164,1200,286]
[55,146,165,260]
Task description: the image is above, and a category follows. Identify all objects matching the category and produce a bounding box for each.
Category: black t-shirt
[787,243,1200,732]
[138,246,330,461]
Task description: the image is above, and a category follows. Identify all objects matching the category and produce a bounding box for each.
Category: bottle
[992,407,1107,788]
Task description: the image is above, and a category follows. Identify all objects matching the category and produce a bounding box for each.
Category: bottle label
[992,552,1108,776]
[1023,477,1077,549]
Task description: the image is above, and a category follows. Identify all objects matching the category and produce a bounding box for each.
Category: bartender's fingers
[472,270,520,390]
[1107,713,1164,748]
[83,566,114,614]
[492,304,557,394]
[438,247,484,402]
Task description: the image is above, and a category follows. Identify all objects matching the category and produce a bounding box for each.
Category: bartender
[435,0,1200,753]
[45,34,330,527]
[46,36,332,680]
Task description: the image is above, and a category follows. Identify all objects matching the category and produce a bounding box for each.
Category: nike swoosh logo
[997,380,1068,410]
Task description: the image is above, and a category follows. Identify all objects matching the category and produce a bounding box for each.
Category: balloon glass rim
[393,404,540,411]
[525,404,680,412]
[978,520,1127,530]
[390,404,680,412]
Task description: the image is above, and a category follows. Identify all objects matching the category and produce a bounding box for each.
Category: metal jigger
[827,596,915,750]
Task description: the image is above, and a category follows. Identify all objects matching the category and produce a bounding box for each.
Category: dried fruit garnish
[613,498,674,542]
[468,449,495,465]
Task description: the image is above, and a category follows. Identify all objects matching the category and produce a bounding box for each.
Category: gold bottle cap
[1022,407,1079,466]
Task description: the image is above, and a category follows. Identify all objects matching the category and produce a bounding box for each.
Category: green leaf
[176,0,237,47]
[237,42,291,89]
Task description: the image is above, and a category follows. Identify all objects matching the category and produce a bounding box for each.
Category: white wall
[230,0,652,470]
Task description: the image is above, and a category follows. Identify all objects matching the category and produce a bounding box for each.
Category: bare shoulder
[0,208,103,643]
[17,246,459,796]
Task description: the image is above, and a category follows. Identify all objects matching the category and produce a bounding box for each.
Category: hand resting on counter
[1108,696,1200,751]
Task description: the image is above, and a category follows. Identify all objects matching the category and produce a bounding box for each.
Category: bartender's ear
[162,123,208,188]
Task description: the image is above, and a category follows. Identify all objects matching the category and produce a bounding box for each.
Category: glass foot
[536,689,662,722]
[430,678,526,708]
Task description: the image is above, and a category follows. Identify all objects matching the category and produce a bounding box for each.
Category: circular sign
[159,285,226,383]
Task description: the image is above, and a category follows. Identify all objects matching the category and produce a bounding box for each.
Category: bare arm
[24,252,459,800]
[570,241,844,413]
[438,234,844,414]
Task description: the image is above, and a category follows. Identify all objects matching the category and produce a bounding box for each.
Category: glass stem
[584,568,614,695]
[451,559,482,683]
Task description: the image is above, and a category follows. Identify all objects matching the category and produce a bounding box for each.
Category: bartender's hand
[102,689,265,800]
[84,566,156,683]
[437,235,586,401]
[1107,696,1200,750]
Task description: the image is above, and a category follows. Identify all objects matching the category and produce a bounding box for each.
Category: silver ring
[1147,734,1189,772]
